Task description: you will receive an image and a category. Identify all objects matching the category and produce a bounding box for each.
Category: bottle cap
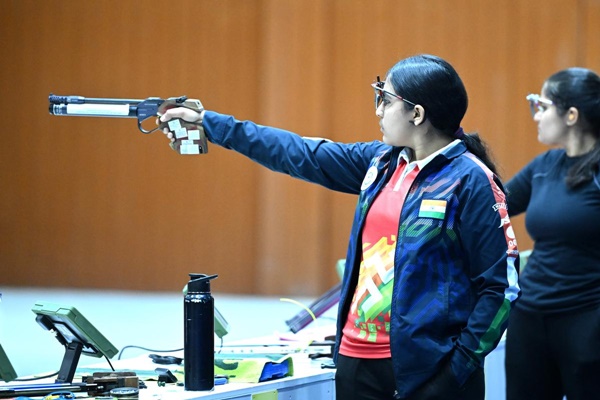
[187,274,218,293]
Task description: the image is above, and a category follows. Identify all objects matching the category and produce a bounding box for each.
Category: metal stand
[56,342,83,383]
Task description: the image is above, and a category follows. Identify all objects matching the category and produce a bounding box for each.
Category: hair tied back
[454,127,465,139]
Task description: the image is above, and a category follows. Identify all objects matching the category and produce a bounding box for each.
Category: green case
[32,302,118,359]
[0,343,17,382]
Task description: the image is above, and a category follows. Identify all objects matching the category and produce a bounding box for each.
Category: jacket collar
[390,139,467,170]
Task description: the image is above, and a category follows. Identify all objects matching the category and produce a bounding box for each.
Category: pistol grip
[161,118,208,155]
[159,98,208,155]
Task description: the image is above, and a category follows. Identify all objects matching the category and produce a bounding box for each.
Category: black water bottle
[184,273,218,391]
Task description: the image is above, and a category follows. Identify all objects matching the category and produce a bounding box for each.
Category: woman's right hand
[159,107,205,141]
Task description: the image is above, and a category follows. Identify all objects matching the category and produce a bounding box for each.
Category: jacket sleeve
[449,168,520,386]
[202,111,389,194]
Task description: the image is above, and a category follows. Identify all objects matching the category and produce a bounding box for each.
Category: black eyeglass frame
[371,76,417,110]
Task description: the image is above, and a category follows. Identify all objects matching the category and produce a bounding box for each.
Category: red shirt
[340,155,419,358]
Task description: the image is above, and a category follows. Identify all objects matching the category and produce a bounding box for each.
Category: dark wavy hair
[387,54,498,175]
[543,67,600,188]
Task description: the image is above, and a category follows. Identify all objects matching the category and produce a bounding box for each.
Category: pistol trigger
[139,114,164,134]
[157,120,171,133]
[138,118,159,134]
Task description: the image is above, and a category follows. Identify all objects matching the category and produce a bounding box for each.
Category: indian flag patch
[419,199,447,219]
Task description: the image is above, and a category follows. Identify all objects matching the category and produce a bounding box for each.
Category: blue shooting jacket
[202,111,520,398]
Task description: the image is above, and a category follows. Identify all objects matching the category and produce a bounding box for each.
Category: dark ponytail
[566,145,600,188]
[462,132,499,176]
[387,54,499,176]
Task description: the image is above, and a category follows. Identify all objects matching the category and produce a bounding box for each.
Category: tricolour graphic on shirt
[347,236,394,343]
[418,199,447,219]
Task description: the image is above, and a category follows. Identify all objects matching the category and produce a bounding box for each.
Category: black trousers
[335,354,396,400]
[335,354,484,400]
[505,305,600,400]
